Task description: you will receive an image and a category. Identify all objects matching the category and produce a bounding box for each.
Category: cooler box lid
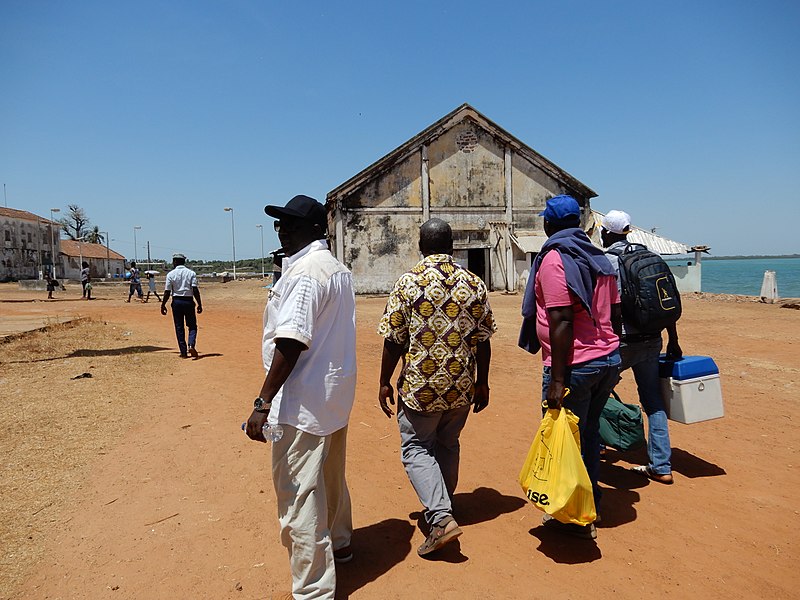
[659,355,719,380]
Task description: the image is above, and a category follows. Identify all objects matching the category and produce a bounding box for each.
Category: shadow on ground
[453,486,527,526]
[335,518,414,599]
[5,345,172,363]
[670,447,726,478]
[600,445,726,479]
[528,525,602,564]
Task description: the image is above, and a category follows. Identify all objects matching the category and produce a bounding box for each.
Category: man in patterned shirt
[378,218,496,557]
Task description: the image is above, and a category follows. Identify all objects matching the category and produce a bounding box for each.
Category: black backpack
[609,243,682,334]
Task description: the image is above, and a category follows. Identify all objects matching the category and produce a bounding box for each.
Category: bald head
[419,218,453,256]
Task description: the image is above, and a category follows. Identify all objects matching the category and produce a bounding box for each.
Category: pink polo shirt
[535,251,620,366]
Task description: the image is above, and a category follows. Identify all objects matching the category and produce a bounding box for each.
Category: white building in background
[0,207,61,281]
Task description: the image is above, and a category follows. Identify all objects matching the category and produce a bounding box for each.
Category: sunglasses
[274,220,301,233]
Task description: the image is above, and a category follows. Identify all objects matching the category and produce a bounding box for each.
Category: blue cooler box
[659,355,724,424]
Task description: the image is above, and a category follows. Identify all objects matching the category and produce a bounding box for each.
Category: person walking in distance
[378,218,496,557]
[80,261,90,299]
[145,272,162,303]
[245,194,356,600]
[127,261,144,302]
[160,253,202,359]
[601,209,681,484]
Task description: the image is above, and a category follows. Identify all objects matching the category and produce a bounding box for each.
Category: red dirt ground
[2,281,797,599]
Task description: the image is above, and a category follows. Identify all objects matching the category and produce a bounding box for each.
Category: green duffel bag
[599,390,646,452]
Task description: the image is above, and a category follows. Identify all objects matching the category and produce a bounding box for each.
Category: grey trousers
[397,400,471,527]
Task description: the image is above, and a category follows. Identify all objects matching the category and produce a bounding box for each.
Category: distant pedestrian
[46,273,56,300]
[80,262,90,299]
[161,253,202,358]
[145,272,162,303]
[378,218,496,557]
[127,262,143,302]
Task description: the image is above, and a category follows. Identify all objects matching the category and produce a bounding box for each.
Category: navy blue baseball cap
[264,194,327,228]
[540,195,581,223]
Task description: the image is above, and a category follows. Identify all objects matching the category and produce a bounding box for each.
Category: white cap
[601,210,632,235]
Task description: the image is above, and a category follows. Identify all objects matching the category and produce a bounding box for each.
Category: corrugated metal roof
[588,211,690,255]
[511,233,548,253]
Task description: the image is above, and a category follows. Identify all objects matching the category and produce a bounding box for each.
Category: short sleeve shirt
[535,251,619,366]
[262,240,357,436]
[378,254,497,413]
[130,267,140,284]
[164,265,198,296]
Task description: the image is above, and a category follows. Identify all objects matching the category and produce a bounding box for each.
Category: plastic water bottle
[241,421,284,442]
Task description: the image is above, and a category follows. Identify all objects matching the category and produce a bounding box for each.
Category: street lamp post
[76,235,87,275]
[102,231,110,277]
[256,224,265,279]
[223,207,236,279]
[133,225,141,264]
[49,208,60,278]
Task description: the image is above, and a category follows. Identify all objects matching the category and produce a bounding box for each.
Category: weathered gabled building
[326,103,597,294]
[59,239,127,280]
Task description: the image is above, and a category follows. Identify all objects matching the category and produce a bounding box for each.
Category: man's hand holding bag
[518,407,597,526]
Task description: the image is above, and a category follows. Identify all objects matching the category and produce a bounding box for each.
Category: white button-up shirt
[263,239,357,436]
[164,265,198,297]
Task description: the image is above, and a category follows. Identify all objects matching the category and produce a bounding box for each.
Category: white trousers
[272,425,352,600]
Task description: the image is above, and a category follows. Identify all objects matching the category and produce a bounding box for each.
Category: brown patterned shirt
[377,254,496,412]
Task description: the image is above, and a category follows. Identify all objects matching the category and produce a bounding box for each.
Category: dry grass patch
[0,319,168,598]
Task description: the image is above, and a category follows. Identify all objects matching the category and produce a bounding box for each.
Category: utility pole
[256,224,265,278]
[147,241,151,271]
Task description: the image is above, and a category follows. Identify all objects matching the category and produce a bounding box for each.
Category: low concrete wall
[670,262,701,294]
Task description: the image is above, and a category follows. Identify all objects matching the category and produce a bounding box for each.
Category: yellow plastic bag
[518,408,596,526]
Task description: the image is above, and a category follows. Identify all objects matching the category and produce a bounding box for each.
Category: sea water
[667,257,800,298]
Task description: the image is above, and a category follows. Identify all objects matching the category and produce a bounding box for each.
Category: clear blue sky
[2,0,798,262]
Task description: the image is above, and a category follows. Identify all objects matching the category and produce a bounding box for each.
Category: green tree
[84,226,105,244]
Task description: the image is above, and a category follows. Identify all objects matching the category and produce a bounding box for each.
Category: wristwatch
[254,397,271,413]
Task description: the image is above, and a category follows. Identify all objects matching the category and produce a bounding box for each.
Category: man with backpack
[601,210,682,485]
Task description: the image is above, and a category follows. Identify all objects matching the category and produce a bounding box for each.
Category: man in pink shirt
[519,195,622,540]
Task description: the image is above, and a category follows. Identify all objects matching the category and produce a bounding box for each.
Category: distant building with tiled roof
[59,239,127,279]
[0,207,61,281]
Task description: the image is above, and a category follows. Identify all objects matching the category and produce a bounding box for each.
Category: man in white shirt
[245,195,356,600]
[160,253,203,359]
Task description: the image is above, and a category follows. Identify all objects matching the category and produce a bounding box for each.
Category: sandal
[417,517,462,556]
[631,465,674,485]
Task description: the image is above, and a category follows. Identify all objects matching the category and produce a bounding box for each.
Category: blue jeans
[542,350,621,509]
[397,401,470,527]
[171,296,197,355]
[620,338,672,475]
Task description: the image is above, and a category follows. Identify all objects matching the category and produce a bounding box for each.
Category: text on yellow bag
[518,408,596,526]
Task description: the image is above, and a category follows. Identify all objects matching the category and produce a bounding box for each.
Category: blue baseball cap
[540,195,581,223]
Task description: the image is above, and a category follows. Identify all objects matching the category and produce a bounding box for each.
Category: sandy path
[2,281,797,599]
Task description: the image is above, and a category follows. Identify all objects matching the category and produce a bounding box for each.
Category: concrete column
[335,205,344,263]
[504,146,514,292]
[421,145,430,222]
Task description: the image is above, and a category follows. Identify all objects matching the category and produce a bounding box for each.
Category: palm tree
[84,226,105,244]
